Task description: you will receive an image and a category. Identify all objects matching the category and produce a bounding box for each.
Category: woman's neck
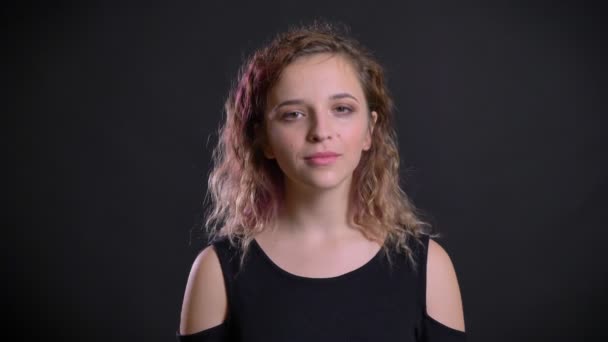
[275,178,355,242]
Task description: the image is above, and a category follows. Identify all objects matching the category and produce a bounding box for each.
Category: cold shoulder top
[177,234,466,341]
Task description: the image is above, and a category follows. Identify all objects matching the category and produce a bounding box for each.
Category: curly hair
[202,20,435,269]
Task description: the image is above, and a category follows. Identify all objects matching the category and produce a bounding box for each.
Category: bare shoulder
[426,238,466,332]
[179,245,228,335]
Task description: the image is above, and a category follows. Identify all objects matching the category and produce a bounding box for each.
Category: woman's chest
[228,262,423,341]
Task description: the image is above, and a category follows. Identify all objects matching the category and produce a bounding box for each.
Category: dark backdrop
[13,1,606,341]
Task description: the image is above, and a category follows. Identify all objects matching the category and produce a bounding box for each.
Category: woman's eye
[335,106,353,114]
[282,111,303,120]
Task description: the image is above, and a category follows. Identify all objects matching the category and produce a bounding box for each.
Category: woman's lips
[304,155,340,166]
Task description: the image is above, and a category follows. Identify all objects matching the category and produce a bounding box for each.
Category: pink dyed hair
[203,21,433,267]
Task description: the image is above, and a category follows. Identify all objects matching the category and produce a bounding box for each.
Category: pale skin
[179,53,465,335]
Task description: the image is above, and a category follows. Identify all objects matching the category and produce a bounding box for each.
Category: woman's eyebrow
[271,99,305,113]
[271,93,359,113]
[330,93,359,103]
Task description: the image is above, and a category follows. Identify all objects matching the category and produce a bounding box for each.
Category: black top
[177,234,466,341]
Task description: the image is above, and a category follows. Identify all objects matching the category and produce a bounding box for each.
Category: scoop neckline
[251,238,384,282]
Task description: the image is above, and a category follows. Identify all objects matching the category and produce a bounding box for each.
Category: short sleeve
[175,322,228,342]
[419,234,467,341]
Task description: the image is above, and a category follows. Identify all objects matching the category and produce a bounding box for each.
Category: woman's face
[263,53,377,192]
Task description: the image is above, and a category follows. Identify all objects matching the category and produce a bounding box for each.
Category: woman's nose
[307,111,334,142]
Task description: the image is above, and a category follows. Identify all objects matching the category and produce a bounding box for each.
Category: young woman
[177,22,466,341]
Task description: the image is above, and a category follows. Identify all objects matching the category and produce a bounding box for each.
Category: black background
[12,1,606,341]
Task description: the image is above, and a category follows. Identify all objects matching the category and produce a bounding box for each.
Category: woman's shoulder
[178,244,228,335]
[425,236,466,332]
[208,235,246,263]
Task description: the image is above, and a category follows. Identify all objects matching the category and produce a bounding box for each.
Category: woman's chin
[292,175,352,193]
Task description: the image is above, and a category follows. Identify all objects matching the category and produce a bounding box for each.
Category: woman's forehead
[266,53,364,108]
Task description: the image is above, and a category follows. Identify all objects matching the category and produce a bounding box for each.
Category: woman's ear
[255,122,275,159]
[363,111,377,151]
[370,111,377,134]
[263,145,275,159]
